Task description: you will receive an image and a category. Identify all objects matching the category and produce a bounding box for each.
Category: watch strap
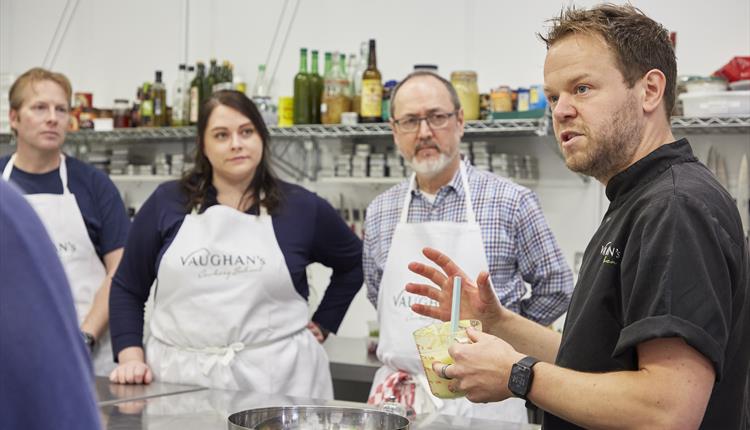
[518,355,540,369]
[510,355,540,402]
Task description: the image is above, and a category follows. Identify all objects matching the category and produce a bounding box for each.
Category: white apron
[147,203,332,399]
[2,153,114,376]
[371,162,527,422]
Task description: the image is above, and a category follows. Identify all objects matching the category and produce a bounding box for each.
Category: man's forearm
[529,361,708,429]
[80,276,111,339]
[81,248,123,340]
[488,309,561,363]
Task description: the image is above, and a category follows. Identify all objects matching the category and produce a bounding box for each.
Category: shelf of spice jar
[670,116,750,133]
[2,116,747,146]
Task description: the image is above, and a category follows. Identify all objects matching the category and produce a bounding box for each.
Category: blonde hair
[9,67,72,110]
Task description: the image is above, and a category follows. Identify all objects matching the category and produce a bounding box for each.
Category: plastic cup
[413,319,482,399]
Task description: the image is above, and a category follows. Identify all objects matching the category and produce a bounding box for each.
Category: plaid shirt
[363,158,573,325]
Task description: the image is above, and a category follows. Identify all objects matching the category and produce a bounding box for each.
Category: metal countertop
[96,377,540,430]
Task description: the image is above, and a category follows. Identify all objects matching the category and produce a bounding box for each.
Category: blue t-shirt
[110,180,363,357]
[0,180,101,430]
[0,154,130,258]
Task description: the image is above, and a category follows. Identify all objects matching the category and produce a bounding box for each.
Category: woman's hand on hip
[306,321,328,343]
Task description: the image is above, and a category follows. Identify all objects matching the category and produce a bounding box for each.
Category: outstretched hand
[405,247,506,331]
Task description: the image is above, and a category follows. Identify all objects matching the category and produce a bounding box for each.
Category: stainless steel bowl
[227,406,409,430]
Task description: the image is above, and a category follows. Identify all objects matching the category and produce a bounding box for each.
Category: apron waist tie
[153,327,307,376]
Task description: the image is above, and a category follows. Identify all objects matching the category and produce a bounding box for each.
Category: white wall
[2,0,748,105]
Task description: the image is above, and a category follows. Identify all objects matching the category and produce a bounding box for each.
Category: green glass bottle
[324,52,333,77]
[189,62,205,125]
[204,58,218,96]
[309,50,323,124]
[293,48,311,124]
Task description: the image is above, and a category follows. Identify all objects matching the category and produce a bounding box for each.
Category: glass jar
[113,99,131,128]
[491,86,513,112]
[451,71,479,120]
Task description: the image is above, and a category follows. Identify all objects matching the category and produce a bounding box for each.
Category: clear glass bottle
[171,64,187,126]
[321,51,347,125]
[381,396,406,417]
[152,71,167,126]
[251,64,276,126]
[351,41,368,116]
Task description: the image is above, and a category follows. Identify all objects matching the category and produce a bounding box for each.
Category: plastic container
[678,91,750,117]
[729,80,750,91]
[684,76,727,93]
[450,71,479,120]
[413,319,481,399]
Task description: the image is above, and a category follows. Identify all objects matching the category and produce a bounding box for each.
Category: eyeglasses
[392,111,458,133]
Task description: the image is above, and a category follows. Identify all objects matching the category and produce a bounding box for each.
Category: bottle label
[141,100,153,117]
[360,79,382,118]
[190,87,199,123]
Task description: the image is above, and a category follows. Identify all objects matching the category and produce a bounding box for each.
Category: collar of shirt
[605,138,697,204]
[412,155,473,205]
[199,182,260,215]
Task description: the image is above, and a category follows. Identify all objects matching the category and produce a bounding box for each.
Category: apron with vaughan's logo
[147,203,332,398]
[2,153,115,376]
[370,162,527,421]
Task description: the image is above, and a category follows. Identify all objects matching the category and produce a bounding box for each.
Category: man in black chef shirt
[403,4,750,429]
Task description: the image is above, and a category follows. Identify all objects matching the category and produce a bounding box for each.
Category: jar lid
[451,70,477,79]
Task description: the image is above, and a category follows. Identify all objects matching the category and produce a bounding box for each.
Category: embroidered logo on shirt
[180,248,266,279]
[600,241,622,265]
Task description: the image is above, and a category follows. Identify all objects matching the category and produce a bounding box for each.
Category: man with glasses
[363,70,573,421]
[1,68,130,376]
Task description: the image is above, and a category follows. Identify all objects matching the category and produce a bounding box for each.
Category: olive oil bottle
[293,48,311,124]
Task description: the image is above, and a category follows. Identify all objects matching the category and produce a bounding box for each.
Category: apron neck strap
[399,160,476,224]
[2,153,70,194]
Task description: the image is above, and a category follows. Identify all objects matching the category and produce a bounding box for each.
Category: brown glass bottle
[359,39,382,123]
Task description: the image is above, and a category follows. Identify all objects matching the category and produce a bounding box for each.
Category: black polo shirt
[544,139,750,429]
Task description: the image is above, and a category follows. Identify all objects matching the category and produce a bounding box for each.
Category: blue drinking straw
[450,276,461,336]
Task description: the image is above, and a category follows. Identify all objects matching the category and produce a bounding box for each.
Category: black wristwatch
[81,331,96,352]
[508,356,540,402]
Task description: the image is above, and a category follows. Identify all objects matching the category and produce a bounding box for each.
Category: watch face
[509,365,532,396]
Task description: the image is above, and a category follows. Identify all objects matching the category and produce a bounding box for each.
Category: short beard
[565,94,643,181]
[410,152,454,178]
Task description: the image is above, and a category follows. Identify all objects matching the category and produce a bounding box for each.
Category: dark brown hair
[180,90,282,213]
[539,3,677,119]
